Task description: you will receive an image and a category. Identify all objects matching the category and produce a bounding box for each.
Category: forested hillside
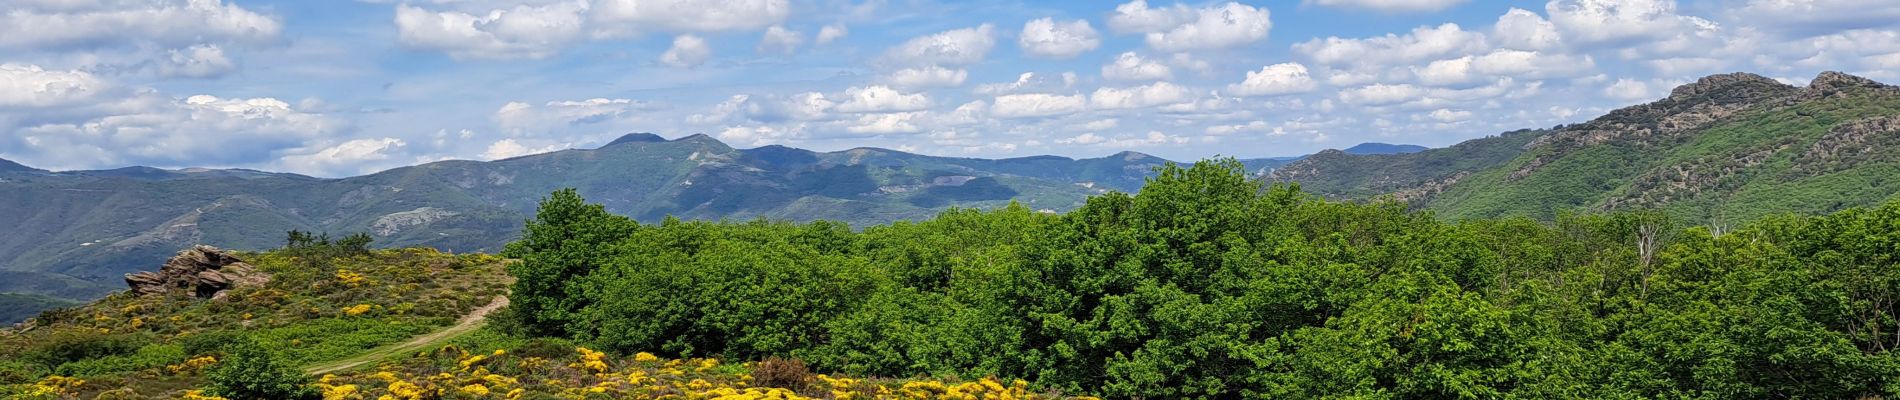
[1275,71,1900,224]
[9,159,1900,398]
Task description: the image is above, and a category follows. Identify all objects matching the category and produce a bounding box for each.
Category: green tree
[503,188,639,337]
[204,339,317,400]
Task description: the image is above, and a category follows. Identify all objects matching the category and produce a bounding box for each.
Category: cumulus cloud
[758,25,803,55]
[845,112,923,134]
[1106,0,1195,34]
[834,86,931,113]
[1604,78,1654,100]
[152,44,237,78]
[816,24,849,44]
[1227,63,1318,96]
[1307,0,1470,12]
[990,93,1087,118]
[0,64,106,109]
[1546,0,1707,47]
[1091,81,1193,110]
[661,34,713,67]
[1101,52,1172,82]
[1295,23,1488,68]
[884,24,996,66]
[496,98,657,134]
[1019,18,1101,59]
[885,65,968,89]
[0,0,281,49]
[591,0,790,32]
[1338,83,1426,105]
[1141,2,1273,52]
[394,2,587,60]
[480,138,562,160]
[1493,8,1562,50]
[5,92,345,172]
[281,138,408,175]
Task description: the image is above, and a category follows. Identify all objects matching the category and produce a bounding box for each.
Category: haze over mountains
[4,70,1898,322]
[0,134,1418,311]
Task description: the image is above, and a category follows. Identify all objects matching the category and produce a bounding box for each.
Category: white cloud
[0,0,281,49]
[1604,78,1654,100]
[1546,0,1705,47]
[1295,23,1488,68]
[1731,0,1900,35]
[1091,82,1193,110]
[885,65,968,89]
[816,24,849,45]
[1057,132,1105,145]
[1101,52,1173,82]
[1019,18,1100,59]
[758,25,803,55]
[478,138,562,160]
[1107,0,1196,34]
[1308,0,1470,12]
[716,125,794,145]
[6,92,345,172]
[845,112,922,134]
[1493,8,1563,50]
[661,34,712,67]
[496,98,656,134]
[1142,2,1273,52]
[591,0,790,32]
[1227,63,1318,96]
[975,72,1073,95]
[0,63,106,108]
[884,24,996,66]
[153,44,237,78]
[1338,83,1425,105]
[394,2,588,60]
[834,86,931,113]
[1426,108,1472,122]
[282,138,408,175]
[990,93,1087,118]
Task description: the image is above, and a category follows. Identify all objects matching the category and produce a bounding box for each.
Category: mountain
[1343,142,1430,155]
[1273,71,1900,223]
[0,135,1244,311]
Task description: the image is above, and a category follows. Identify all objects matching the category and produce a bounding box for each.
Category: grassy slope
[0,248,512,398]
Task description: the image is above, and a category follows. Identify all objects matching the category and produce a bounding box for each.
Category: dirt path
[305,295,509,375]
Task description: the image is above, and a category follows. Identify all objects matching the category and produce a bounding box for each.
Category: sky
[2,0,1899,177]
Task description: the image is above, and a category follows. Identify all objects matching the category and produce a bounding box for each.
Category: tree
[502,188,639,337]
[205,339,317,400]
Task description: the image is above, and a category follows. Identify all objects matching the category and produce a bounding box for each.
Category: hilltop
[1273,71,1900,223]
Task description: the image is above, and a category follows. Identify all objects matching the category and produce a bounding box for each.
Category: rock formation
[123,245,267,300]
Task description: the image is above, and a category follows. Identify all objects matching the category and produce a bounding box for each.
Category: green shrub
[53,344,185,377]
[205,339,317,400]
[0,359,47,385]
[25,330,151,368]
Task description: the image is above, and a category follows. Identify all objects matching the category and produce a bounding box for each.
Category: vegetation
[0,244,511,398]
[10,153,1900,398]
[495,159,1900,399]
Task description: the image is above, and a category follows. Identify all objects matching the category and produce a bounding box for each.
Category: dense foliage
[508,159,1900,399]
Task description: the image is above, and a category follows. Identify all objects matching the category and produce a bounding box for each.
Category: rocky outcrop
[123,245,267,300]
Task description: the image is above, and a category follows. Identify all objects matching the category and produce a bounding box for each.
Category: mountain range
[0,135,1419,314]
[6,70,1896,323]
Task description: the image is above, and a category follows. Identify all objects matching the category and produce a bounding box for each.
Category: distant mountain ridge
[0,137,1414,317]
[1272,71,1900,224]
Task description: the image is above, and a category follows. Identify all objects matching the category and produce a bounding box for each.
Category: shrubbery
[507,159,1900,398]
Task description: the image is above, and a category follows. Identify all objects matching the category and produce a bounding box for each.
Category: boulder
[123,245,268,299]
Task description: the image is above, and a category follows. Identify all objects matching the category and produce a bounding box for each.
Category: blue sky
[3,0,1899,177]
